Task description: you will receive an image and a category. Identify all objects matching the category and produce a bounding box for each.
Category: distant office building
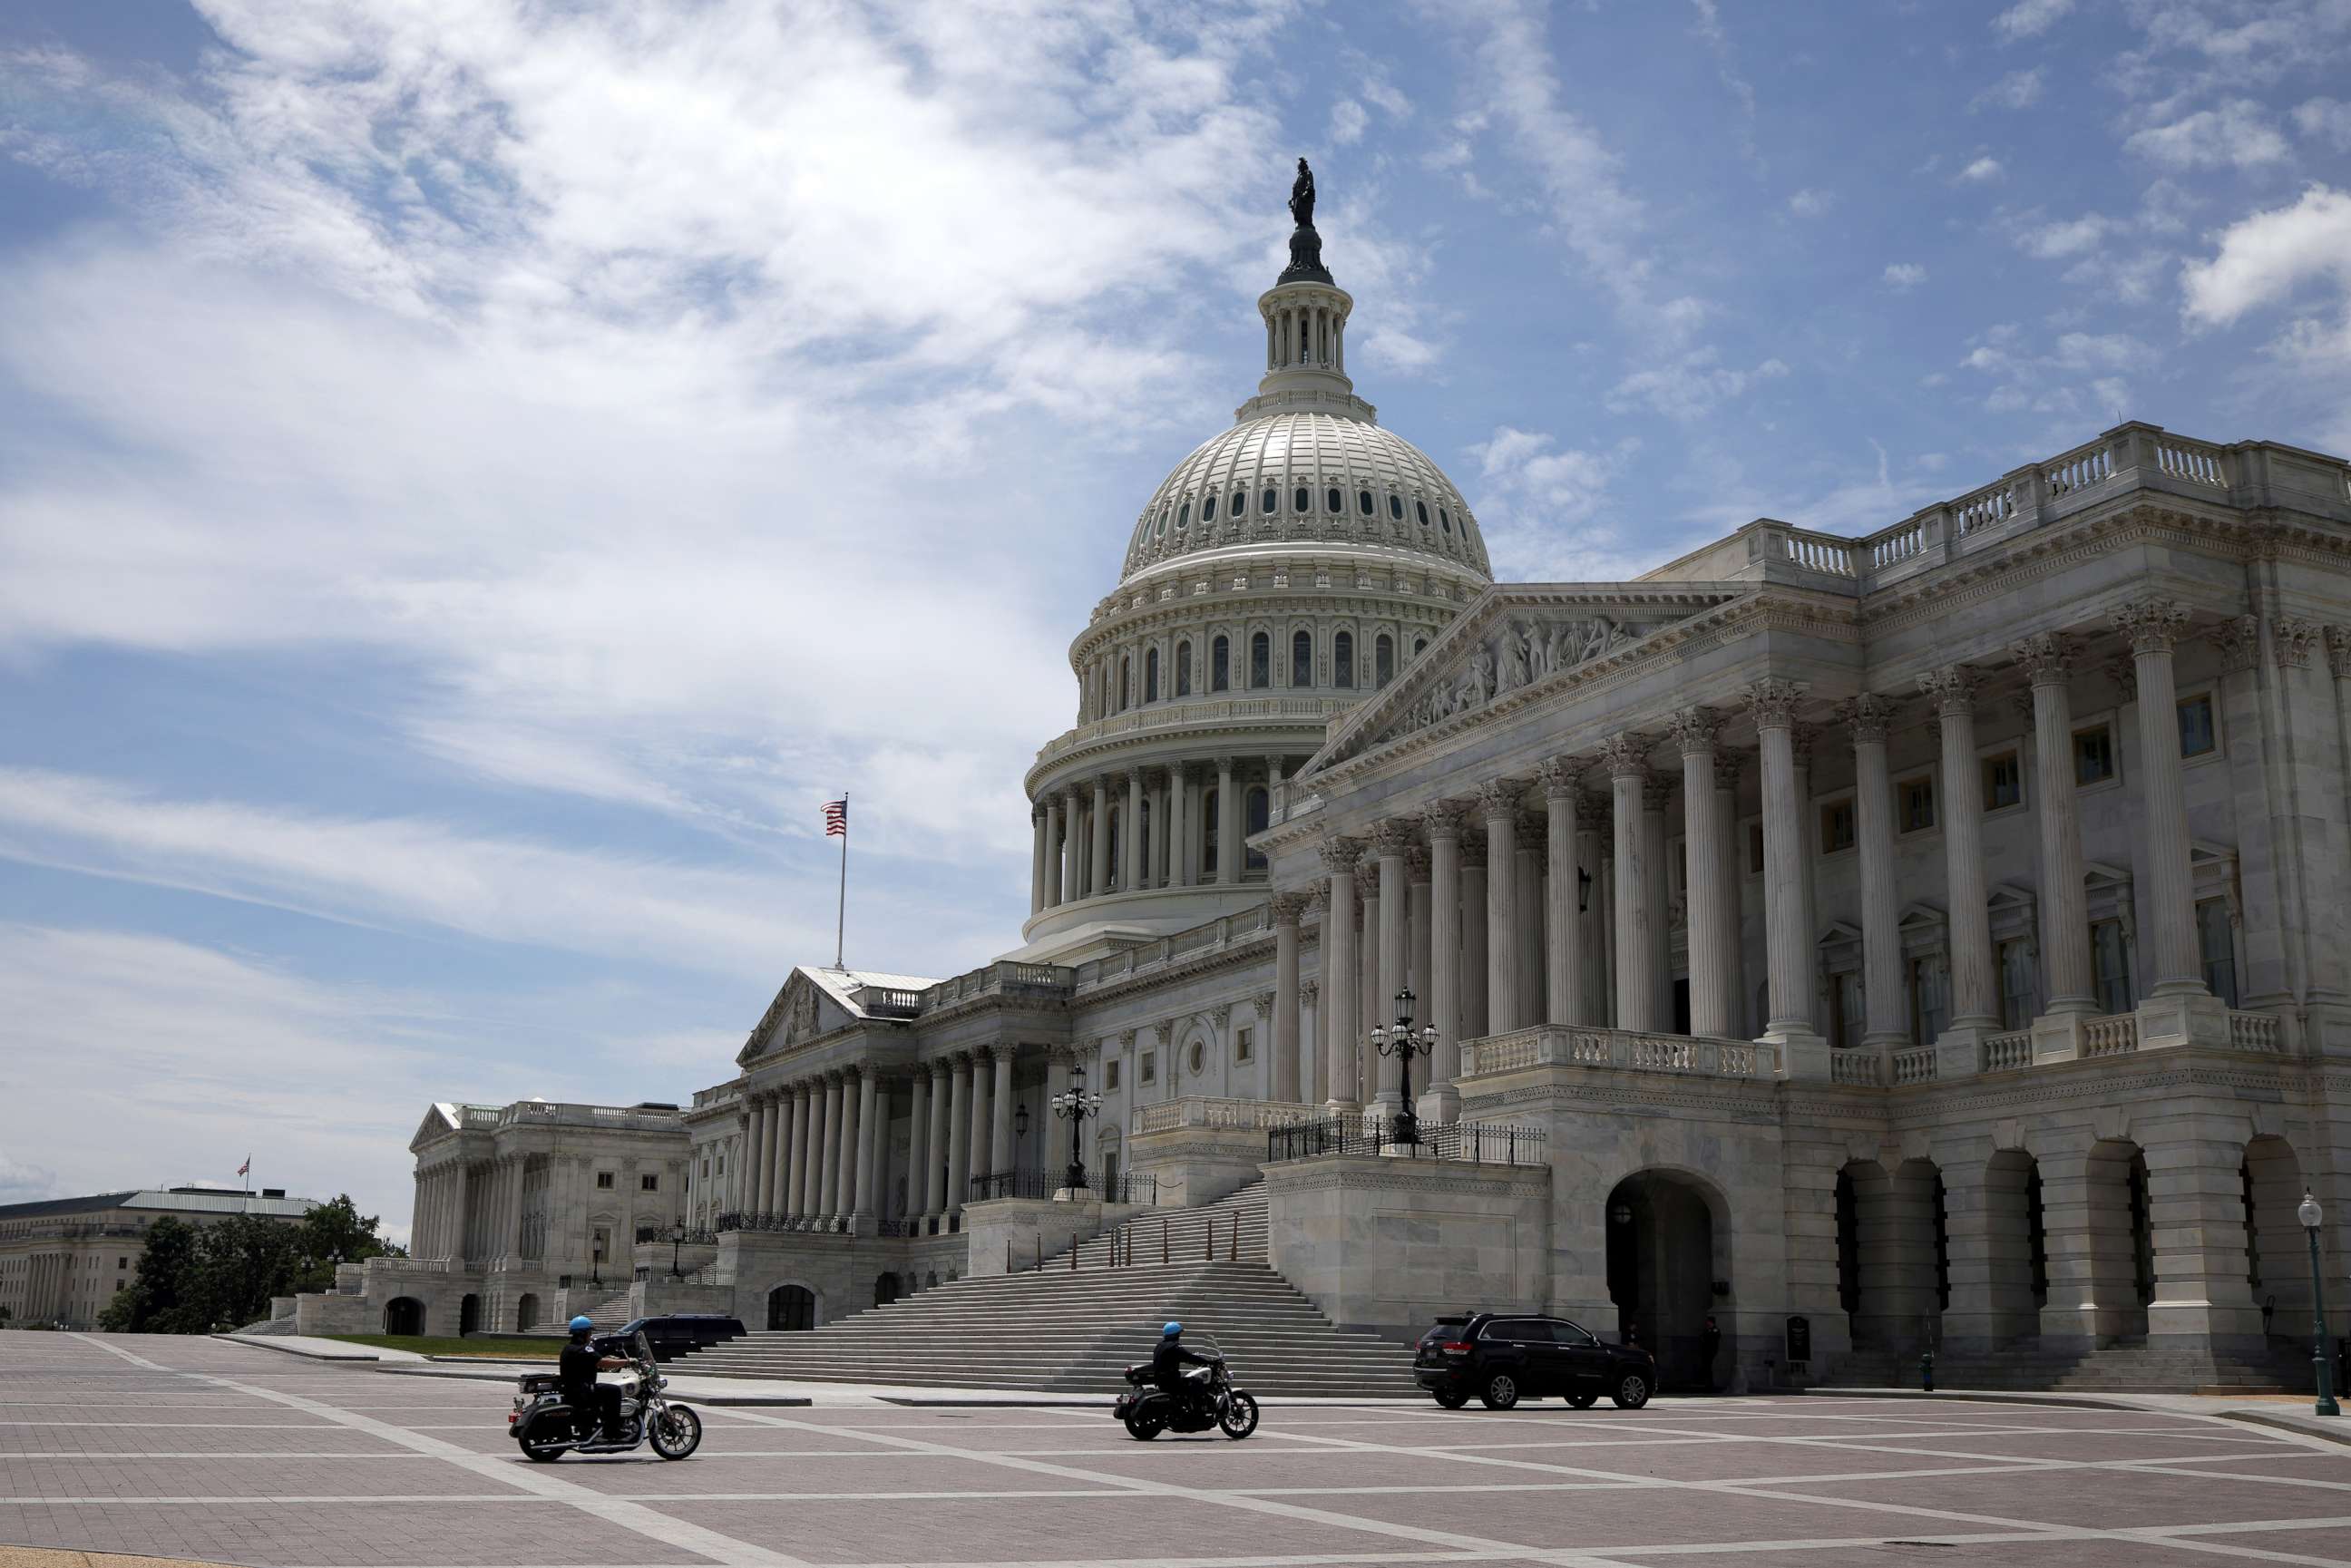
[0,1187,317,1329]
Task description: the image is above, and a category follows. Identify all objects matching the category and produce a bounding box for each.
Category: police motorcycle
[1115,1331,1261,1440]
[511,1327,703,1461]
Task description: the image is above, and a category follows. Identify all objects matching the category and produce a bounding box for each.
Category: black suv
[1414,1311,1656,1410]
[616,1314,746,1363]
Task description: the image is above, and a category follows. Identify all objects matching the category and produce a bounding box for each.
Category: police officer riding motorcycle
[509,1316,704,1461]
[1114,1321,1261,1441]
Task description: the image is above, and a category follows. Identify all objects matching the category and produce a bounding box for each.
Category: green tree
[100,1216,196,1332]
[176,1213,305,1329]
[290,1194,399,1291]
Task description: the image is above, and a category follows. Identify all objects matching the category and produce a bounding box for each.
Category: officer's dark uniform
[1152,1334,1214,1416]
[561,1336,624,1440]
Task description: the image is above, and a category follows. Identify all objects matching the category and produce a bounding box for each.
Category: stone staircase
[669,1183,1420,1395]
[1827,1337,2317,1394]
[520,1289,635,1339]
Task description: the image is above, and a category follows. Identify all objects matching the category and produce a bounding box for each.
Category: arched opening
[1145,648,1160,703]
[1841,1158,1946,1352]
[1332,630,1354,688]
[2074,1138,2153,1339]
[514,1292,541,1333]
[1973,1149,2044,1349]
[1249,631,1271,689]
[2246,1135,2308,1342]
[1244,786,1270,872]
[874,1273,900,1309]
[1211,636,1230,692]
[458,1293,482,1337]
[1292,629,1312,687]
[1175,641,1193,697]
[1605,1171,1723,1390]
[924,1271,940,1290]
[384,1297,424,1336]
[1375,632,1394,687]
[767,1283,816,1332]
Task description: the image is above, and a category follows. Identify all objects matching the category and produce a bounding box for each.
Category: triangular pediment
[1302,583,1741,777]
[737,968,837,1066]
[409,1104,459,1154]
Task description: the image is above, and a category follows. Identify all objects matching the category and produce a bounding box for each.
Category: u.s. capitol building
[307,170,2351,1391]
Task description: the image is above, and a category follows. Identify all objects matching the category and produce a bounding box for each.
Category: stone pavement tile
[1772,1466,2351,1530]
[1630,1541,2239,1566]
[0,1454,521,1499]
[1326,1482,1955,1551]
[644,1492,1420,1563]
[551,1453,1106,1496]
[2165,1451,2351,1478]
[2200,1526,2351,1562]
[3,1498,706,1568]
[1065,1445,1532,1490]
[818,1419,1112,1453]
[1435,1436,2048,1483]
[1821,1427,2304,1464]
[0,1428,400,1457]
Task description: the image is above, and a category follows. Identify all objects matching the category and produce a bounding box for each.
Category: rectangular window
[640,1173,658,1193]
[2197,898,2239,1008]
[1983,750,2023,811]
[1898,776,1936,833]
[2074,724,2115,786]
[1998,939,2035,1030]
[1831,971,1862,1051]
[2091,920,2132,1014]
[1747,822,1765,874]
[1911,955,1950,1045]
[595,1172,615,1190]
[1235,1027,1254,1063]
[1104,1057,1121,1091]
[1820,799,1856,853]
[1140,1051,1156,1085]
[2178,693,2217,757]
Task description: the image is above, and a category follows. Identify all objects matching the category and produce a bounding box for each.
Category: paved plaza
[8,1336,2351,1568]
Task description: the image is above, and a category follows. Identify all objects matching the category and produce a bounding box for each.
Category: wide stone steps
[1048,1180,1272,1268]
[1830,1339,2317,1394]
[669,1254,1418,1395]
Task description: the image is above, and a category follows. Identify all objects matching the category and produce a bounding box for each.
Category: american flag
[237,1155,249,1178]
[823,799,848,837]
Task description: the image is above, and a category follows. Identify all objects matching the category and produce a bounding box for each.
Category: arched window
[1231,490,1246,518]
[1358,489,1374,515]
[1175,640,1193,697]
[1176,502,1189,530]
[1293,486,1311,513]
[1439,507,1452,533]
[1155,509,1167,537]
[1201,494,1216,522]
[1413,636,1428,657]
[1249,631,1271,689]
[1388,493,1404,520]
[1245,785,1270,871]
[1292,629,1312,687]
[1333,630,1354,688]
[1211,636,1230,692]
[1375,633,1394,687]
[1145,647,1159,703]
[1118,655,1131,712]
[1262,487,1278,514]
[1326,486,1343,513]
[1416,500,1429,526]
[766,1284,815,1331]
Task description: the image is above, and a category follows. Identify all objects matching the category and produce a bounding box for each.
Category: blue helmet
[1163,1321,1182,1337]
[569,1315,593,1334]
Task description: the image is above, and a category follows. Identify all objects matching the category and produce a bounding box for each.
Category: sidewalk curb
[209,1333,380,1363]
[1798,1385,2132,1412]
[2210,1407,2351,1448]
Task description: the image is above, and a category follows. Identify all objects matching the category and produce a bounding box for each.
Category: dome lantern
[1239,158,1371,425]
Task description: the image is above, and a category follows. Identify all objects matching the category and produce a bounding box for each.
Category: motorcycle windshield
[629,1329,656,1365]
[1190,1331,1226,1364]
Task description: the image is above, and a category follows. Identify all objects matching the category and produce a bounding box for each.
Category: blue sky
[4,0,2349,1236]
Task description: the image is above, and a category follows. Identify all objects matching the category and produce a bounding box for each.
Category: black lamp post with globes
[2300,1188,2340,1417]
[1051,1063,1105,1193]
[1370,987,1440,1148]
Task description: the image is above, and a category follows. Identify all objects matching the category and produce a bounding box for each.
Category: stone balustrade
[1133,1096,1321,1135]
[1979,1031,2033,1074]
[1830,1051,1880,1086]
[1072,905,1273,990]
[1036,694,1346,766]
[1458,1026,1780,1083]
[1890,1046,1937,1086]
[2082,1013,2141,1057]
[2229,1010,2284,1054]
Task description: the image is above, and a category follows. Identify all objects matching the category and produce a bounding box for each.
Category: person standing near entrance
[1701,1314,1722,1393]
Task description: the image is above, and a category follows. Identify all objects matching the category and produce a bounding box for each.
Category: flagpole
[834,792,849,971]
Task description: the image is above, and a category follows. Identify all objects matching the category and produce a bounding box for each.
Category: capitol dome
[1120,411,1494,582]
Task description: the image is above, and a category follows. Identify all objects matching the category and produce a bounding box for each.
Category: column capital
[928,1057,951,1081]
[1639,776,1673,813]
[1318,833,1361,877]
[1460,825,1488,865]
[1299,978,1320,1004]
[1515,806,1546,842]
[1834,692,1897,744]
[2011,631,2077,686]
[1741,678,1806,730]
[1665,706,1721,757]
[1369,818,1413,858]
[1789,720,1819,770]
[1407,842,1432,882]
[1473,779,1521,821]
[2113,596,2190,656]
[1253,990,1275,1020]
[1105,768,1131,789]
[1269,891,1311,927]
[1214,754,1236,774]
[2210,613,2260,674]
[2274,615,2320,669]
[2104,656,2139,700]
[1917,664,1979,715]
[1576,786,1612,821]
[2327,625,2351,678]
[1709,752,1741,793]
[1534,755,1580,798]
[1420,798,1468,841]
[1598,732,1650,780]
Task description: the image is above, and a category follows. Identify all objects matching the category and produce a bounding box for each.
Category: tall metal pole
[834,792,849,970]
[2307,1196,2341,1417]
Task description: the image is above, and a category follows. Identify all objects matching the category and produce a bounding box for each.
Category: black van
[615,1314,746,1362]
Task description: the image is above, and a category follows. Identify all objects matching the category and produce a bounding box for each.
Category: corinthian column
[1372,819,1410,1108]
[1216,756,1241,884]
[1030,805,1048,914]
[925,1061,951,1219]
[786,1085,812,1216]
[1603,735,1655,1032]
[945,1054,972,1219]
[1537,760,1585,1026]
[906,1066,932,1226]
[1744,680,1828,1073]
[1270,892,1307,1102]
[852,1066,878,1222]
[1089,775,1112,896]
[2112,599,2203,995]
[1478,782,1520,1035]
[2016,634,2095,1018]
[817,1074,844,1218]
[750,1094,776,1215]
[1121,770,1143,891]
[1059,788,1082,903]
[1321,836,1361,1111]
[1670,711,1730,1037]
[1920,665,1999,1044]
[1838,696,1909,1058]
[1422,801,1466,1114]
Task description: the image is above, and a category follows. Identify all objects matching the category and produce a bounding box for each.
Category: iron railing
[967,1169,1156,1205]
[714,1212,851,1234]
[1266,1116,1547,1166]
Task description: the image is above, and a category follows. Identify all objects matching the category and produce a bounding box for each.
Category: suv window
[1549,1320,1596,1343]
[1419,1318,1468,1343]
[1483,1318,1549,1343]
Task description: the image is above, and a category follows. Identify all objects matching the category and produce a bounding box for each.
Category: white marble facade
[351,207,2351,1387]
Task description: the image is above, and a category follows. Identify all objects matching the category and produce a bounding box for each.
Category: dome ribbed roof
[1120,411,1492,583]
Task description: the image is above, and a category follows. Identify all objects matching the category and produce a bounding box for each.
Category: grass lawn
[327,1333,562,1359]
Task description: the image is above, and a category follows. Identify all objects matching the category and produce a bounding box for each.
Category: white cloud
[1957,156,2005,183]
[1606,352,1789,422]
[1467,426,1651,579]
[1883,262,1927,290]
[2181,185,2351,373]
[1788,188,1834,218]
[1329,98,1369,146]
[2294,97,2351,151]
[2123,101,2289,168]
[2017,212,2114,259]
[1973,68,2045,112]
[1994,0,2074,42]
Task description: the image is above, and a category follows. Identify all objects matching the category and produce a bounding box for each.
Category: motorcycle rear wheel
[1122,1408,1165,1440]
[518,1416,570,1462]
[1217,1391,1260,1440]
[649,1405,703,1460]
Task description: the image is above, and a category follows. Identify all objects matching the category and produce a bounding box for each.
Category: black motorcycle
[510,1328,703,1461]
[1115,1334,1260,1440]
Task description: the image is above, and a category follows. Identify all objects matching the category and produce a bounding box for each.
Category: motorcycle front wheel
[1217,1391,1260,1440]
[649,1405,703,1460]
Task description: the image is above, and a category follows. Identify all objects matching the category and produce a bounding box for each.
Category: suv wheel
[1566,1391,1598,1409]
[1611,1371,1652,1409]
[1479,1373,1520,1410]
[1432,1388,1469,1410]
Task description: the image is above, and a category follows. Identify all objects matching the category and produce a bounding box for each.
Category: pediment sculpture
[1392,616,1634,739]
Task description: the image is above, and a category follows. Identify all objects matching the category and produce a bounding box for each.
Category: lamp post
[2300,1189,2340,1417]
[1051,1062,1105,1193]
[1370,987,1440,1147]
[668,1224,684,1280]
